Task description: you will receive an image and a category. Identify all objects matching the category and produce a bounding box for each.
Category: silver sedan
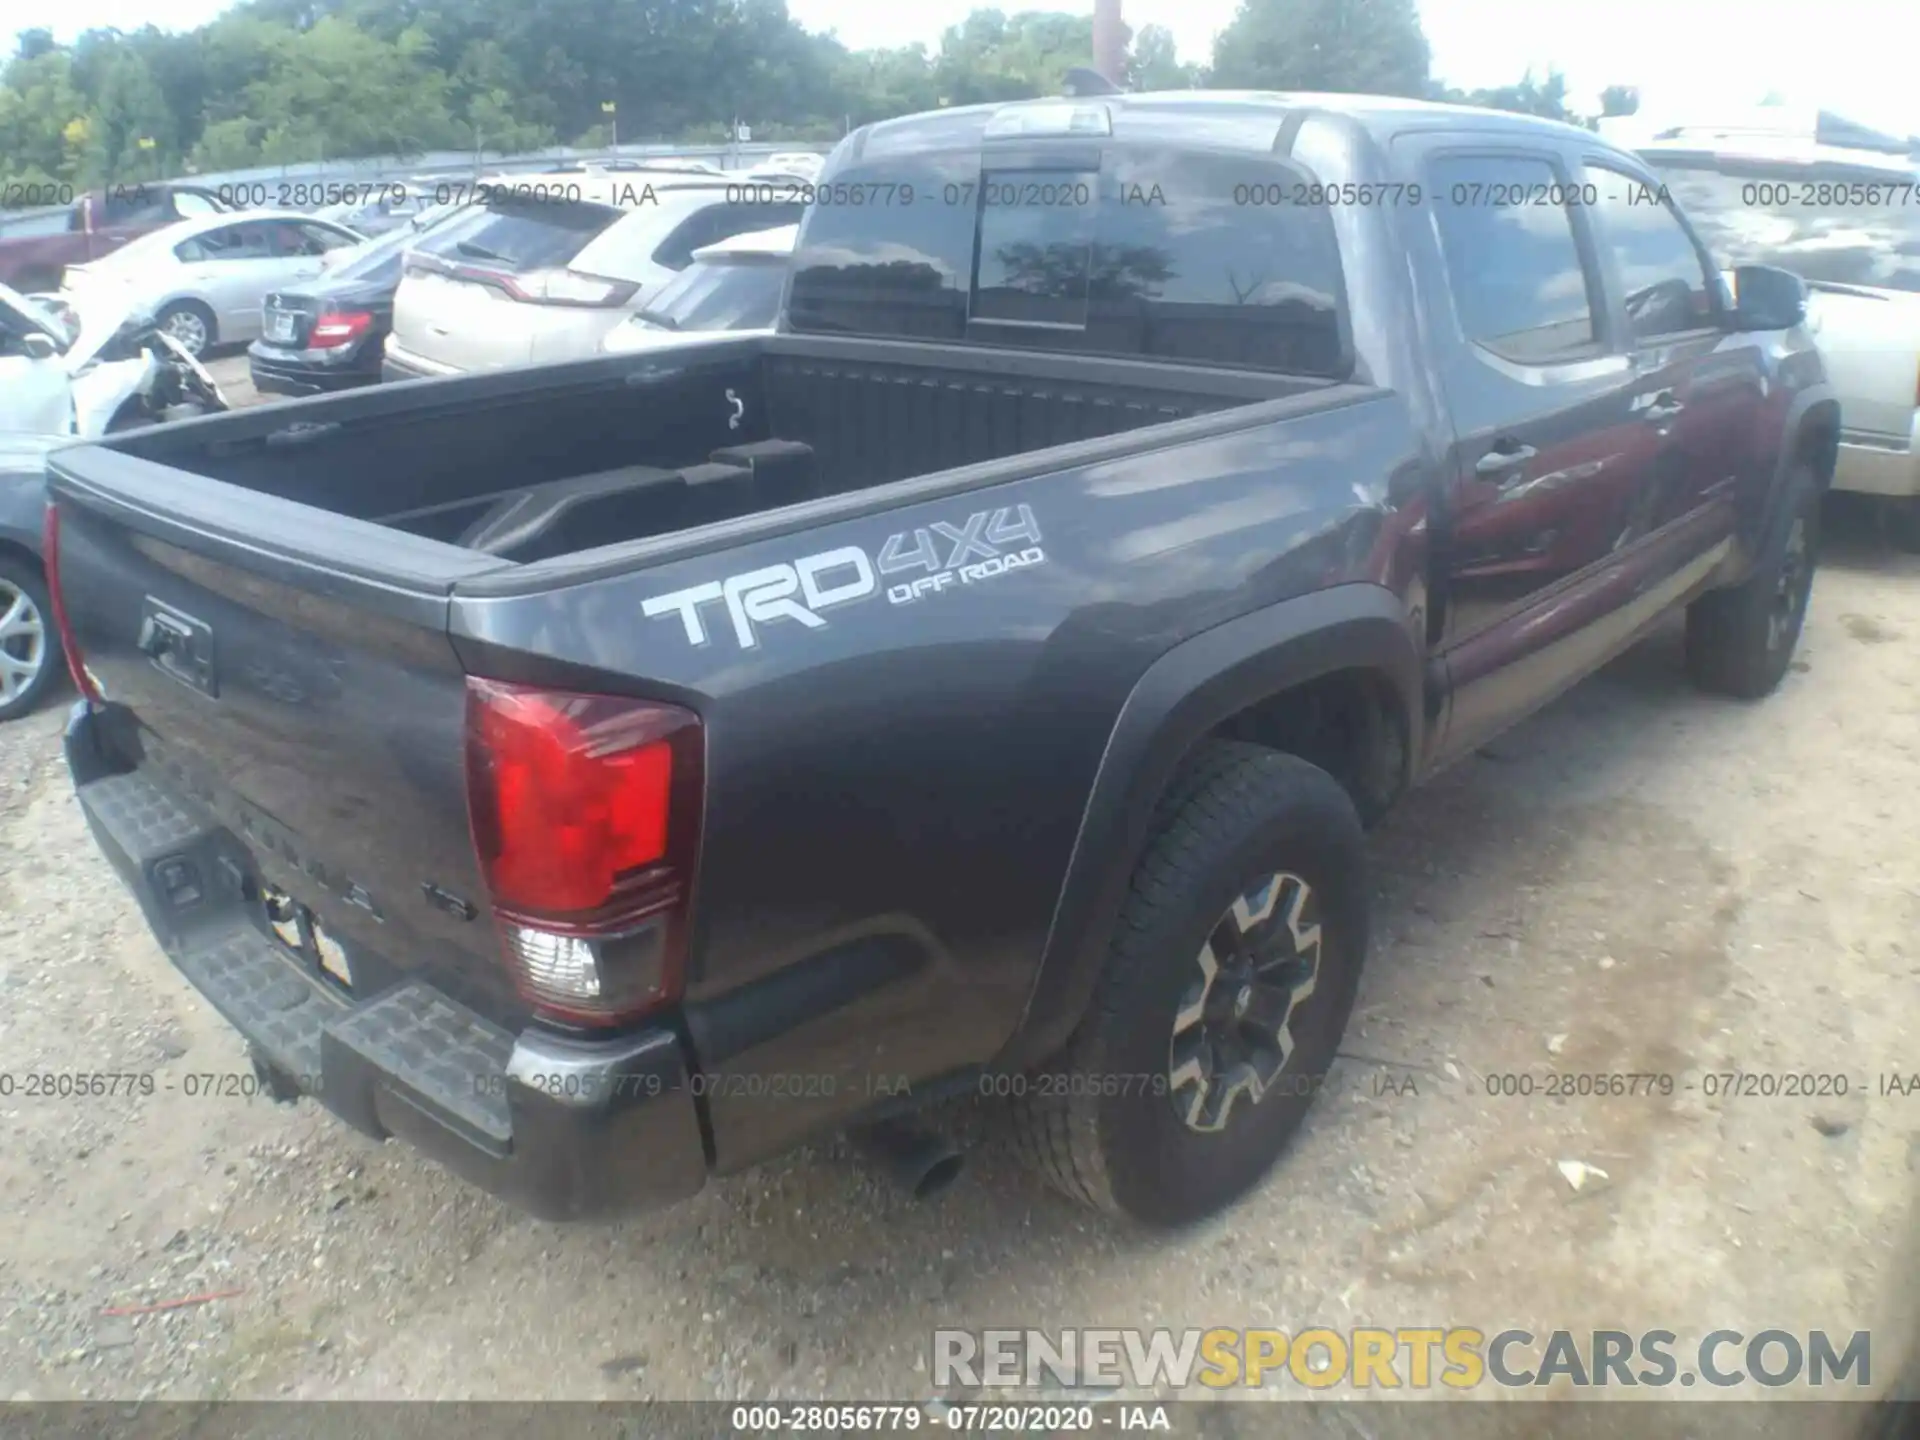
[59,210,366,356]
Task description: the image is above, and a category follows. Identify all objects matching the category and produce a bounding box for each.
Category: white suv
[1637,136,1920,545]
[382,175,801,379]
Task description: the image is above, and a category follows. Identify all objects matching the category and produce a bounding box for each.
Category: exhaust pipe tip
[850,1118,965,1201]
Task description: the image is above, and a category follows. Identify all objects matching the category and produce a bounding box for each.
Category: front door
[1579,162,1767,550]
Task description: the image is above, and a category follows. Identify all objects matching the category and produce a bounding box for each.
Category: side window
[170,190,221,219]
[701,201,803,251]
[101,189,174,227]
[1426,154,1598,364]
[178,223,276,264]
[1582,165,1715,341]
[285,222,358,255]
[650,207,725,273]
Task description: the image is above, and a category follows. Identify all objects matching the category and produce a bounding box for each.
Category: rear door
[177,220,288,340]
[1401,141,1661,762]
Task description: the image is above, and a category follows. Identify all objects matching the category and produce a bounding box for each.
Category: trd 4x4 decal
[878,505,1045,606]
[640,504,1046,649]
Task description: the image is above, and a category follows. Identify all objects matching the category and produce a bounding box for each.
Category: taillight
[309,309,374,348]
[461,265,638,308]
[463,677,703,1027]
[40,504,99,702]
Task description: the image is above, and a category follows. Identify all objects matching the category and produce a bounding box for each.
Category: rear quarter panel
[449,392,1428,1168]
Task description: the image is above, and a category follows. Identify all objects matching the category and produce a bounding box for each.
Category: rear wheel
[1011,742,1369,1227]
[0,557,62,723]
[156,301,215,357]
[1685,462,1820,699]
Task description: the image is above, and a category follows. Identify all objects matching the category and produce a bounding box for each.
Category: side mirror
[22,331,60,360]
[1729,264,1808,332]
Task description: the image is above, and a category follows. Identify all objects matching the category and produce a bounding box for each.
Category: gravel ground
[2,369,1917,1427]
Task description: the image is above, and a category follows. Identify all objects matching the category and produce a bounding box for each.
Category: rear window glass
[788,146,1348,377]
[448,199,623,273]
[1648,157,1920,294]
[329,207,485,284]
[642,258,786,331]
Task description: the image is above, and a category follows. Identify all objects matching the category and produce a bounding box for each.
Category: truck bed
[89,334,1305,566]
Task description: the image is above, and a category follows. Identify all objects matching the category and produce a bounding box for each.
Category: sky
[29,0,1920,140]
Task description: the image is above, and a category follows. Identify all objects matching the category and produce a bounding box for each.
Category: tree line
[1,0,1640,191]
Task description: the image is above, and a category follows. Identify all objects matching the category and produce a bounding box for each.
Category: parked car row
[381,167,803,378]
[57,209,370,356]
[0,281,228,439]
[0,182,230,294]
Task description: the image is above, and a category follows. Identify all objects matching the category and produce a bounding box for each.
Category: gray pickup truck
[46,92,1835,1229]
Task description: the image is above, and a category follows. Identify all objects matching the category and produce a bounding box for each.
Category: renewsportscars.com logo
[931,1327,1873,1392]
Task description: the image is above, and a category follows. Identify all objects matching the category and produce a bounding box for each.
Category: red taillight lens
[41,504,99,702]
[308,309,374,349]
[463,677,703,1026]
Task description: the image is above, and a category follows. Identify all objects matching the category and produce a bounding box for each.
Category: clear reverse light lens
[502,925,603,1001]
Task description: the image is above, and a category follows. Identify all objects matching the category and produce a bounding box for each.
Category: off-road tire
[1010,741,1369,1228]
[1684,462,1821,699]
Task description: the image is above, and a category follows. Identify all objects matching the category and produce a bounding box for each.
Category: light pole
[1092,0,1125,86]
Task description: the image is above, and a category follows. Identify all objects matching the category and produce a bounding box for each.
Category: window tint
[1644,158,1920,295]
[1427,154,1597,363]
[177,222,277,263]
[788,147,1347,376]
[1582,165,1715,340]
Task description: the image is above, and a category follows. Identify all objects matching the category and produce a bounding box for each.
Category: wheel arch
[1762,387,1839,541]
[997,583,1424,1072]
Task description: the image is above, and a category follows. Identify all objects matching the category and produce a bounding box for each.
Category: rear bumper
[247,341,379,396]
[64,703,708,1221]
[1835,417,1920,499]
[380,342,461,384]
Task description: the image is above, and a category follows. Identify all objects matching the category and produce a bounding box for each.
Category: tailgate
[47,441,532,1028]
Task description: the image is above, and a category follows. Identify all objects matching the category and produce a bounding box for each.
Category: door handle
[1474,443,1537,478]
[1641,391,1685,422]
